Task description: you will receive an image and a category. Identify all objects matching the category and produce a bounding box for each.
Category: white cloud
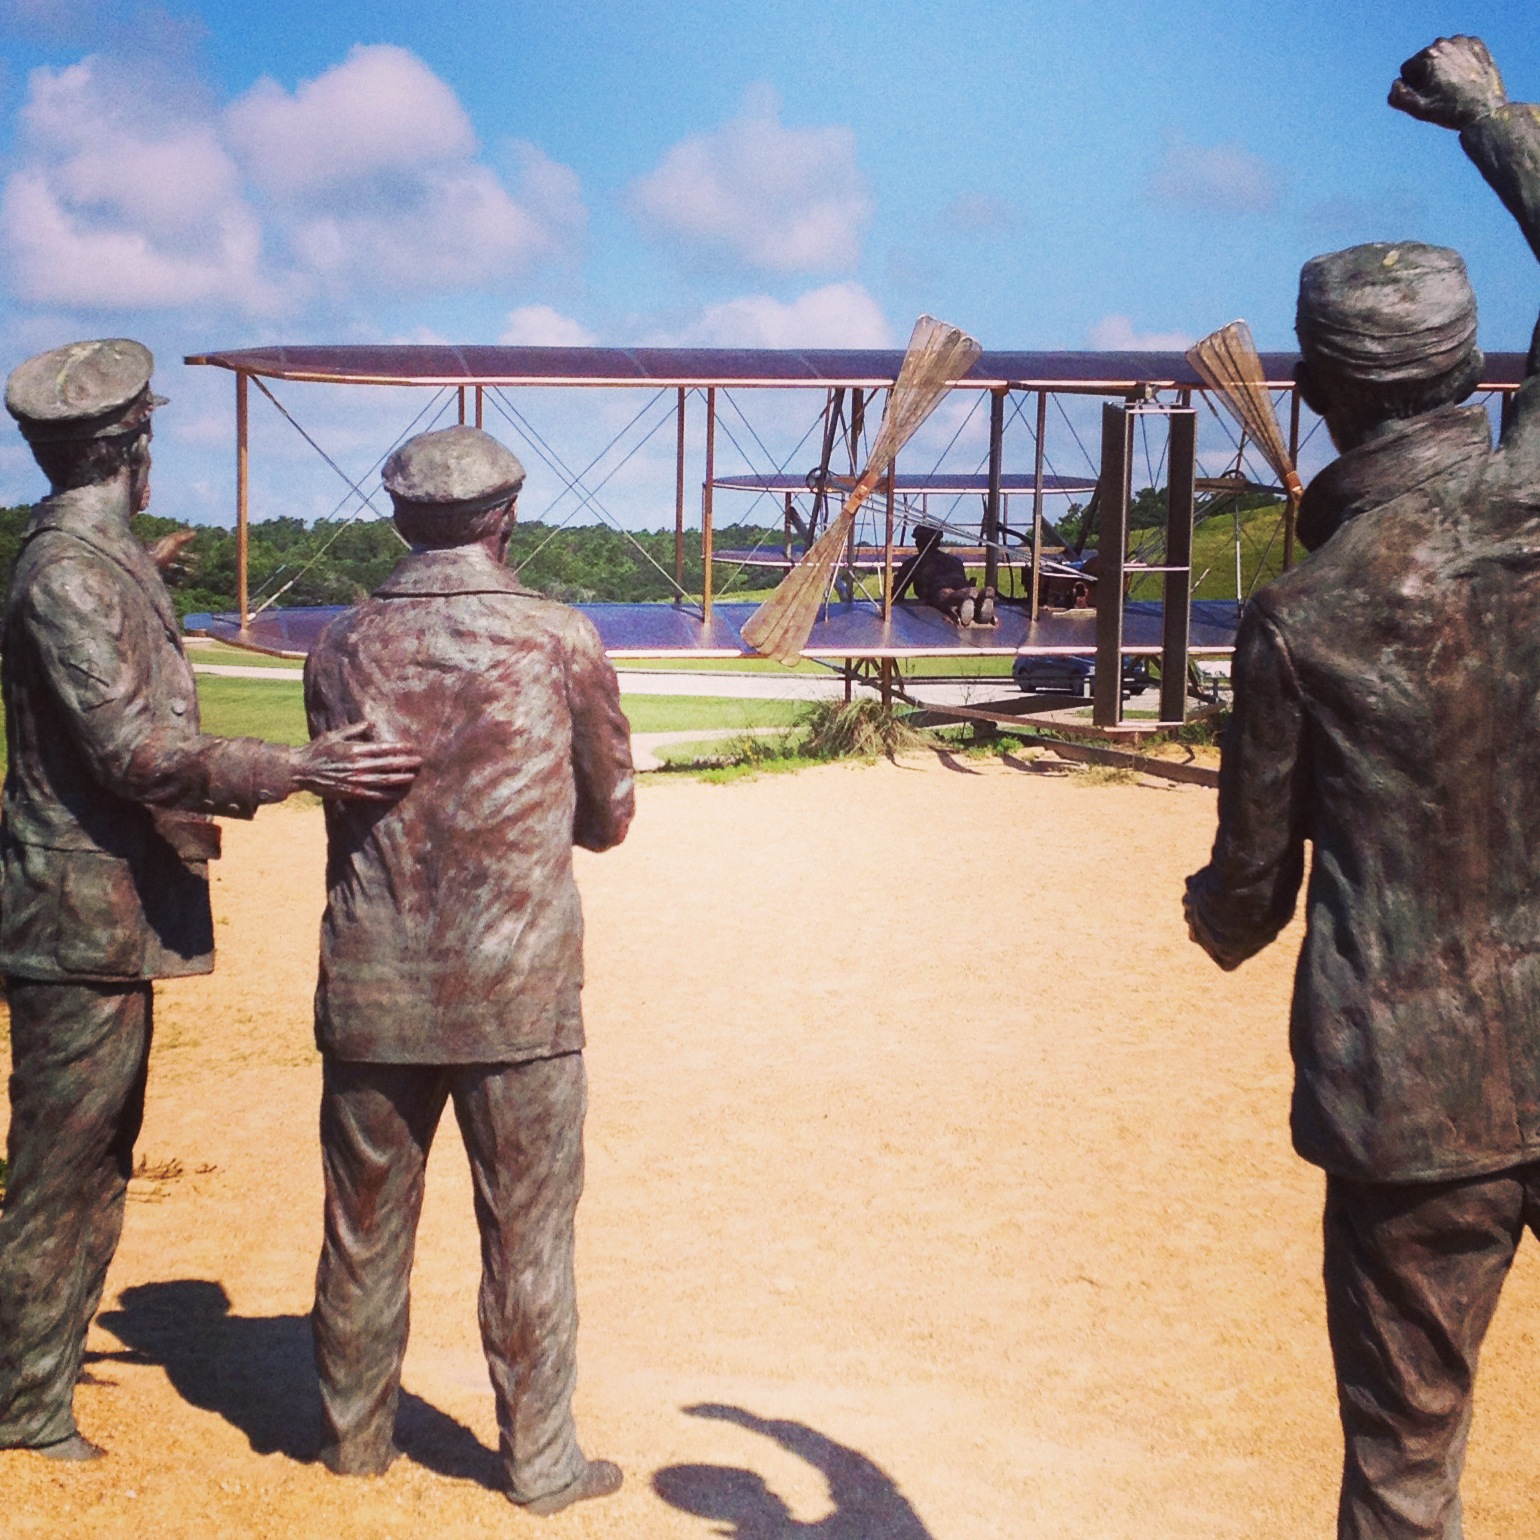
[1086,314,1193,351]
[1148,133,1280,216]
[226,45,475,200]
[672,282,891,348]
[630,85,871,273]
[0,58,278,311]
[0,44,585,315]
[500,305,596,346]
[507,140,586,250]
[226,47,583,295]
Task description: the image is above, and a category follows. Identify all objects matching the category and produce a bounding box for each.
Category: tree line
[0,507,785,618]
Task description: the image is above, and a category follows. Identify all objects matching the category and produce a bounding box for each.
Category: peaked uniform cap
[5,338,167,443]
[1296,243,1479,384]
[383,426,526,512]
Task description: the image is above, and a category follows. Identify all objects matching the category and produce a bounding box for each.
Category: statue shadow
[653,1403,934,1539]
[94,1279,501,1489]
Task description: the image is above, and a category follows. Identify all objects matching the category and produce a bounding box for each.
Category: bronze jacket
[0,485,291,982]
[305,546,634,1064]
[1187,101,1540,1185]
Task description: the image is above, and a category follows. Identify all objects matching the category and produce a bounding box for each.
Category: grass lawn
[194,676,310,743]
[622,696,801,733]
[184,638,306,669]
[193,675,803,742]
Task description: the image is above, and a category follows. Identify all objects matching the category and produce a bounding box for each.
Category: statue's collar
[1296,405,1492,553]
[374,544,541,599]
[28,482,138,551]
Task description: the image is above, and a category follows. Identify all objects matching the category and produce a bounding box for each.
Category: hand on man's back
[291,723,422,803]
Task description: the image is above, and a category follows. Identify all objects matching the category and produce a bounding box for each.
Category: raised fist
[1390,35,1506,130]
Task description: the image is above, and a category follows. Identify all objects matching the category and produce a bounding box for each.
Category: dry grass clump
[1072,764,1140,787]
[798,700,928,762]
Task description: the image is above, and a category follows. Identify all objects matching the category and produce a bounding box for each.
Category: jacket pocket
[55,853,146,976]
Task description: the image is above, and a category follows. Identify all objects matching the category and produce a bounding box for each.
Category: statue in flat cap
[0,339,421,1463]
[303,424,634,1514]
[1185,36,1540,1540]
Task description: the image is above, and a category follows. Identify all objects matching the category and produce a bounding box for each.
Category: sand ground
[4,754,1540,1539]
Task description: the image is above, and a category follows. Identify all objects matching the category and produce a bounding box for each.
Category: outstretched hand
[1390,35,1506,130]
[147,528,198,576]
[292,722,421,802]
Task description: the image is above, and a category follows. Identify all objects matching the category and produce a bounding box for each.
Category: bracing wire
[251,377,400,527]
[486,388,694,601]
[247,383,453,614]
[1053,394,1098,479]
[709,396,827,596]
[511,389,668,524]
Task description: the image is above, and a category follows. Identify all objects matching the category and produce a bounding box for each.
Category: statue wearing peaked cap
[0,340,419,1462]
[1186,38,1540,1540]
[303,425,633,1515]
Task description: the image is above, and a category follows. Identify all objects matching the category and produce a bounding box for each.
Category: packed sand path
[4,754,1540,1538]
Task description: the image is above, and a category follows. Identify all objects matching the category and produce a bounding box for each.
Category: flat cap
[6,338,166,443]
[383,426,525,513]
[1297,243,1479,384]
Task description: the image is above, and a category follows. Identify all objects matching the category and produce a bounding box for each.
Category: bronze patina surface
[1187,37,1540,1540]
[305,426,632,1515]
[0,340,418,1460]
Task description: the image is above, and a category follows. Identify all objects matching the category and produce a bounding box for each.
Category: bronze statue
[0,339,420,1462]
[892,524,996,625]
[304,425,634,1514]
[1186,37,1540,1540]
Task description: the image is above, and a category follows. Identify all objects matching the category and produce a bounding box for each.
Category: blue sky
[1,0,1536,530]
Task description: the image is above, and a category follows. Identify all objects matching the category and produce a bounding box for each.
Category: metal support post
[236,371,250,634]
[1160,409,1197,724]
[882,461,896,621]
[1093,402,1132,729]
[475,385,484,428]
[880,656,894,706]
[675,387,687,601]
[702,386,715,621]
[1284,387,1302,569]
[1030,389,1047,621]
[839,388,864,603]
[457,387,467,425]
[984,388,1005,594]
[812,389,842,540]
[784,492,794,561]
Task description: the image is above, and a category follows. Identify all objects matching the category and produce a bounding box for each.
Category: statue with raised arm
[1185,38,1540,1540]
[304,425,634,1515]
[0,340,420,1463]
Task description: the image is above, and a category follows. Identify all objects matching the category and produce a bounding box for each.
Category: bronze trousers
[1326,1164,1540,1540]
[312,1050,587,1502]
[0,979,151,1449]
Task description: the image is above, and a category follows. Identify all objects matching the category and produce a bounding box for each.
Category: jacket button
[170,698,187,716]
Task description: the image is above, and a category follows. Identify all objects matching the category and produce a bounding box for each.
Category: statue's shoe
[956,595,976,626]
[319,1440,401,1477]
[515,1459,624,1516]
[34,1434,106,1462]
